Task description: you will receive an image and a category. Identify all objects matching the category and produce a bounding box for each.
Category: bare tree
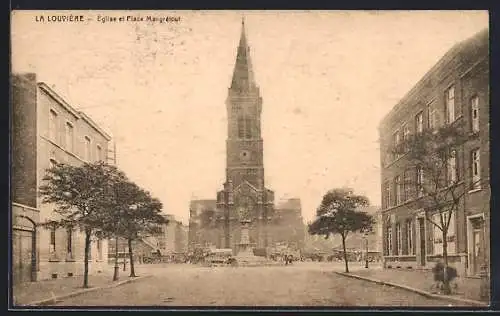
[393,121,485,294]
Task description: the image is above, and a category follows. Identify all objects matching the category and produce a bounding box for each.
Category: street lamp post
[364,234,369,269]
[123,238,127,271]
[113,237,119,281]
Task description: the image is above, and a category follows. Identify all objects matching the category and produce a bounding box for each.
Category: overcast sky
[12,10,488,224]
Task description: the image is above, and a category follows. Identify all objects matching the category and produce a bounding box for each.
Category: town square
[10,11,490,308]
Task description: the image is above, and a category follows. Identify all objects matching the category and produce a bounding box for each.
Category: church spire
[240,16,246,45]
[230,17,256,93]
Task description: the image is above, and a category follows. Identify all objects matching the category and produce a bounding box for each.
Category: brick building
[11,73,111,283]
[378,29,489,277]
[188,20,304,255]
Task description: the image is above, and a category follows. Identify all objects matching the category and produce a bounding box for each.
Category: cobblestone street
[55,263,450,307]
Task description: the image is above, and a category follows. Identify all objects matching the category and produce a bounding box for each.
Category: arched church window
[238,117,245,138]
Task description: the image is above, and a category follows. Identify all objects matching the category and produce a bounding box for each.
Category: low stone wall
[38,260,109,281]
[384,256,418,270]
[383,254,466,276]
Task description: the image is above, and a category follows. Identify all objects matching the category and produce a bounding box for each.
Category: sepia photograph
[10,10,490,308]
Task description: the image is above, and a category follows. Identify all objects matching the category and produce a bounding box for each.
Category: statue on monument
[238,205,251,222]
[237,195,255,222]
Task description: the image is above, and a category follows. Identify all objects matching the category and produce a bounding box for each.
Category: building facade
[188,20,304,255]
[188,200,218,250]
[270,199,306,251]
[12,74,111,283]
[378,29,489,277]
[109,214,189,262]
[374,210,384,255]
[174,222,189,253]
[157,214,188,254]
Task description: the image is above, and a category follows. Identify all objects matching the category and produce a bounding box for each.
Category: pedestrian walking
[431,258,445,293]
[431,256,458,294]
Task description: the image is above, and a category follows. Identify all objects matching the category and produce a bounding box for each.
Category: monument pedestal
[234,220,282,267]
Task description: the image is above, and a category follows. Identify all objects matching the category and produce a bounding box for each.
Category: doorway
[418,217,426,266]
[12,229,33,284]
[470,217,485,276]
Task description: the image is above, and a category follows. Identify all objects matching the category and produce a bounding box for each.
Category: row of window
[383,148,482,209]
[49,227,103,260]
[385,213,456,256]
[49,109,105,162]
[390,87,481,162]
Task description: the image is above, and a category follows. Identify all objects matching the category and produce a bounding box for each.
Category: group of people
[431,257,459,294]
[283,254,294,265]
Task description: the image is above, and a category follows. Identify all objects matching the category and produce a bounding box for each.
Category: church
[188,19,304,255]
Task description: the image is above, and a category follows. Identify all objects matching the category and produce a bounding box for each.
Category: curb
[334,271,488,307]
[26,275,152,306]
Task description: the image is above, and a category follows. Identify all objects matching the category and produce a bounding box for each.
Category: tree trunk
[113,237,119,281]
[442,230,451,295]
[341,233,349,273]
[128,238,136,277]
[83,228,91,288]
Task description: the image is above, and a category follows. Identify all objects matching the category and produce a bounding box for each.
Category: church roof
[230,18,257,93]
[234,180,259,193]
[190,199,216,211]
[276,198,302,210]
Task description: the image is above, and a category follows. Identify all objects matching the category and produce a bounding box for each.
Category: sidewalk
[347,268,486,304]
[12,268,142,306]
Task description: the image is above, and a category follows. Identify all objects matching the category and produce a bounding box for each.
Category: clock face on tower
[240,150,251,163]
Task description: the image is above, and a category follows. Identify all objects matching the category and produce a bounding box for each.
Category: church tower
[216,19,275,253]
[226,18,265,189]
